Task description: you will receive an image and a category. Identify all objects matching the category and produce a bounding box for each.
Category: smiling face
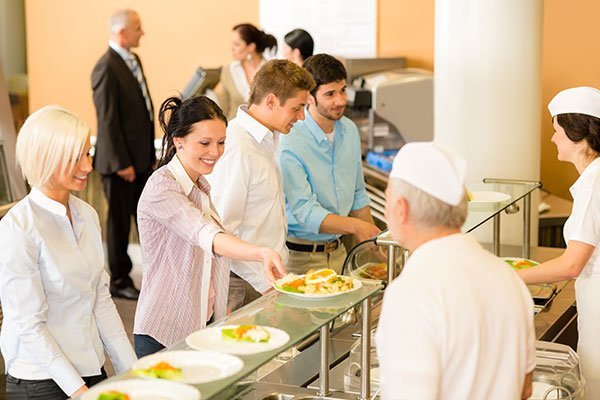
[51,136,93,193]
[310,80,347,122]
[174,119,227,180]
[551,117,587,163]
[268,90,309,133]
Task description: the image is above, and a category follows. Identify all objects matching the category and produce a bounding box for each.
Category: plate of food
[274,268,363,299]
[186,325,290,355]
[81,379,200,400]
[131,350,243,384]
[502,257,539,270]
[468,190,511,204]
[350,262,388,282]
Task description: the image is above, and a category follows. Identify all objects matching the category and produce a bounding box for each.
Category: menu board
[259,0,377,58]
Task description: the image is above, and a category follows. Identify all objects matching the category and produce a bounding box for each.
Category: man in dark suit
[92,9,155,300]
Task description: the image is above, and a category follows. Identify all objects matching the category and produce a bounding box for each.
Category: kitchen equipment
[528,341,584,399]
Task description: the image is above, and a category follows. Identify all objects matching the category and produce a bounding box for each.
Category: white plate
[81,378,200,400]
[131,350,243,384]
[274,277,363,299]
[469,190,511,204]
[186,325,290,355]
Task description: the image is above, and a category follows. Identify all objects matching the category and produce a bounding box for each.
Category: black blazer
[91,47,155,175]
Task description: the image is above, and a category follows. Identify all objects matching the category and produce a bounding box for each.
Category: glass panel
[103,283,382,400]
[463,180,541,232]
[0,145,13,205]
[375,180,541,245]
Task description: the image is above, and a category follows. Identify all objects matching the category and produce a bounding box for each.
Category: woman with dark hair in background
[283,29,314,66]
[214,23,277,119]
[518,86,600,397]
[133,95,284,358]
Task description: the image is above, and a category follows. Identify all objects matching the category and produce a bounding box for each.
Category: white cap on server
[389,142,467,206]
[548,86,600,118]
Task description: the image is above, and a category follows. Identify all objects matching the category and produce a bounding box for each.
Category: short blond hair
[16,105,89,188]
[249,59,315,106]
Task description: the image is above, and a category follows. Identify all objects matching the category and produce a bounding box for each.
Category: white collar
[109,40,133,61]
[29,187,83,237]
[30,187,71,216]
[570,156,600,197]
[167,155,196,195]
[234,105,273,144]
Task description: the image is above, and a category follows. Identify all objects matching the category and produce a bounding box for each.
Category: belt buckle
[325,239,339,253]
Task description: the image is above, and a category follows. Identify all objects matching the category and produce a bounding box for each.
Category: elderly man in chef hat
[376,142,536,400]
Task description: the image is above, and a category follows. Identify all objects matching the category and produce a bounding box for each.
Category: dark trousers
[101,171,150,289]
[6,369,107,400]
[227,272,261,312]
[134,334,166,359]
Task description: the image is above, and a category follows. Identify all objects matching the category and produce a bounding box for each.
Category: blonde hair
[16,105,89,188]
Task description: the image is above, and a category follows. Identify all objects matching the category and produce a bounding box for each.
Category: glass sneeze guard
[464,179,541,233]
[92,282,382,400]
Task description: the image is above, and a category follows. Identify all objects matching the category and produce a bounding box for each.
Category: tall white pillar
[434,0,543,246]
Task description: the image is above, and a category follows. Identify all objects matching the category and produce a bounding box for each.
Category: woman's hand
[70,384,88,399]
[258,247,286,283]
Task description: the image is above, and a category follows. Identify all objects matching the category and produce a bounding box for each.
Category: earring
[177,144,183,150]
[246,53,252,61]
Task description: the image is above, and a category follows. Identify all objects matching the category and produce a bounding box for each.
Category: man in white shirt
[208,60,315,310]
[376,142,535,400]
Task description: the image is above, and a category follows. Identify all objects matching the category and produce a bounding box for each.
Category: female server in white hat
[518,86,600,397]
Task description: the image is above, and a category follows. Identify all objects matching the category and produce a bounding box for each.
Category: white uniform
[563,156,600,398]
[376,233,535,400]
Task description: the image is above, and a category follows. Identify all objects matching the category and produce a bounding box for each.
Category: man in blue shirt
[279,54,381,274]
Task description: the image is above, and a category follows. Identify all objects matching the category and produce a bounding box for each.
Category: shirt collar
[234,105,273,144]
[303,107,344,143]
[570,156,600,197]
[109,40,133,62]
[29,187,70,216]
[167,154,211,196]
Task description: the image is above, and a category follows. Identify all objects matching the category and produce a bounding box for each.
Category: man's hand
[351,218,382,242]
[258,248,286,283]
[116,166,136,182]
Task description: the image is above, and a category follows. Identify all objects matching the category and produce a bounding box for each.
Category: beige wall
[25,0,258,137]
[26,0,600,199]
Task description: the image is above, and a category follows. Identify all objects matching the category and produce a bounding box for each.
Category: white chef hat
[390,142,467,206]
[548,86,600,118]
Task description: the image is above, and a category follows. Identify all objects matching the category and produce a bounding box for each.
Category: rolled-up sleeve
[0,223,84,396]
[280,150,331,234]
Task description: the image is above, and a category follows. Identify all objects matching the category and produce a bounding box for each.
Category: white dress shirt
[0,188,136,396]
[563,156,600,397]
[376,234,535,400]
[207,106,288,293]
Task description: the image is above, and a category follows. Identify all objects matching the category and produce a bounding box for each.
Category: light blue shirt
[279,110,370,242]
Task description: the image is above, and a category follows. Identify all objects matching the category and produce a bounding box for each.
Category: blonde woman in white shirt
[0,106,136,400]
[518,87,600,398]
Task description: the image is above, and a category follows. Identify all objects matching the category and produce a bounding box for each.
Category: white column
[434,0,543,246]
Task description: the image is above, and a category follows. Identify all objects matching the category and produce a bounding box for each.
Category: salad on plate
[221,325,270,343]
